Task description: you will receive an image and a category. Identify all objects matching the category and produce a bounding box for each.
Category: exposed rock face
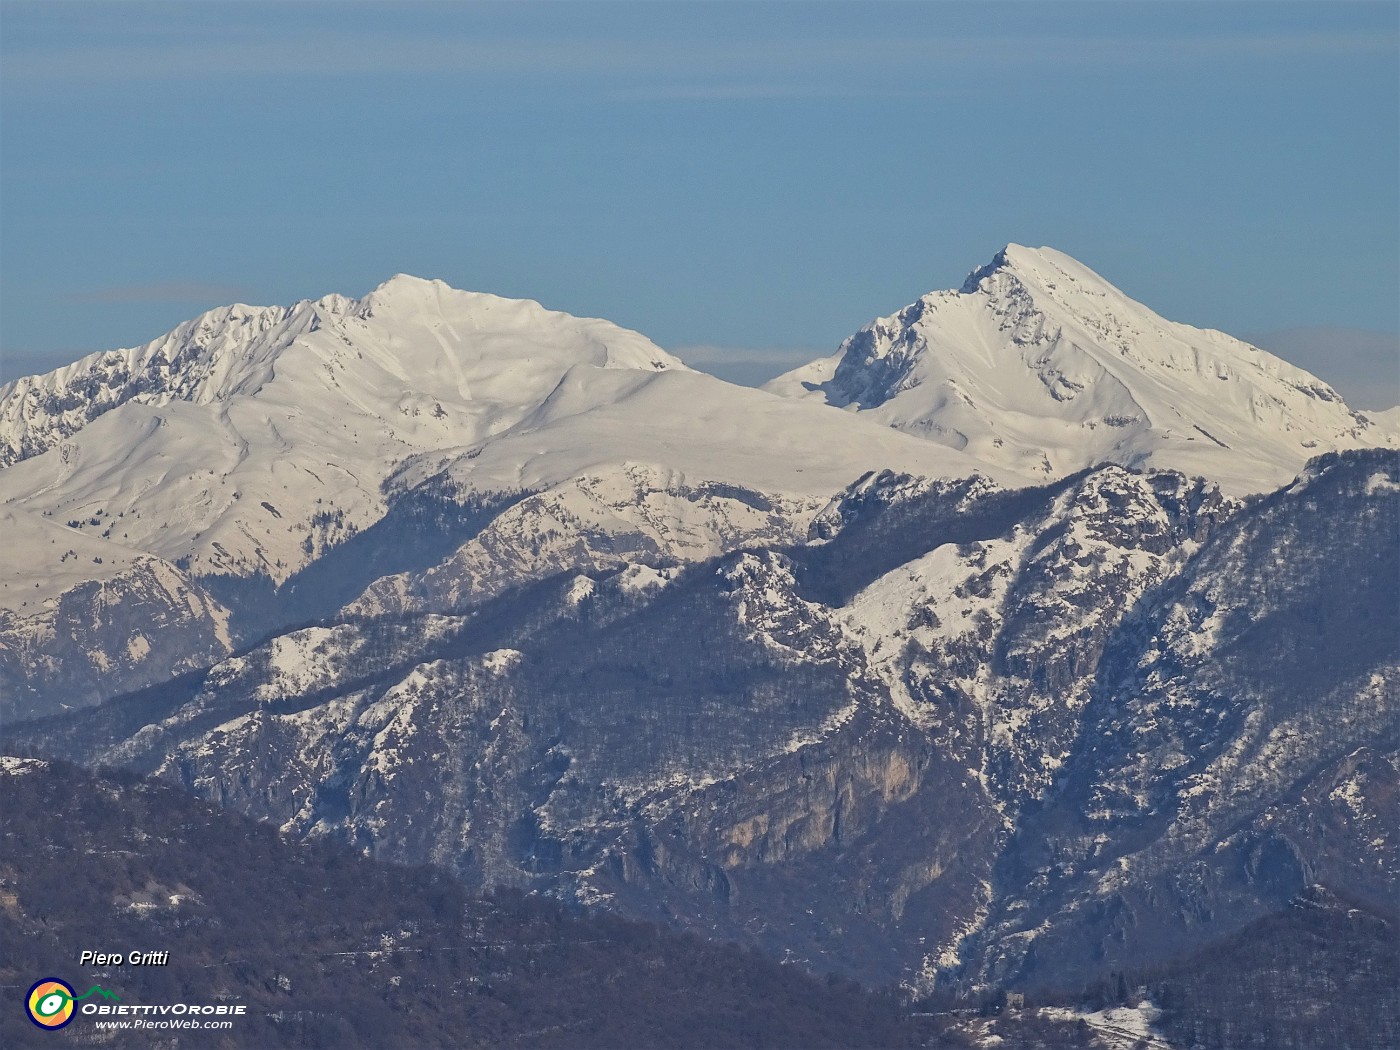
[840,464,1235,812]
[0,558,232,721]
[963,448,1400,988]
[20,451,1392,993]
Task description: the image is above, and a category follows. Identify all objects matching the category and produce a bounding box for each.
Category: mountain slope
[22,452,1390,996]
[0,276,1007,715]
[766,245,1390,495]
[0,275,690,583]
[0,507,235,721]
[2,256,1394,1025]
[963,448,1400,988]
[0,758,918,1050]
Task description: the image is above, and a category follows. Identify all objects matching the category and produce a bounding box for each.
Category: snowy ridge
[0,273,1004,601]
[0,299,318,468]
[0,272,1008,714]
[0,276,681,470]
[387,365,1011,500]
[351,464,824,616]
[0,275,695,585]
[767,245,1392,495]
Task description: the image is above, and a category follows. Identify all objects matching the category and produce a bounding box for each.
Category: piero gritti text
[79,950,170,967]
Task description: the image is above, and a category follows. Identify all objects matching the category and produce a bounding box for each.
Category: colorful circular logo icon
[26,979,76,1029]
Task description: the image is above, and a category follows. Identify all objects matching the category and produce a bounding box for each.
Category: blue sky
[2,2,1397,404]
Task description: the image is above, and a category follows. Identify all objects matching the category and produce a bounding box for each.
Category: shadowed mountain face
[1136,887,1400,1050]
[0,758,919,1050]
[964,448,1400,987]
[14,449,1396,997]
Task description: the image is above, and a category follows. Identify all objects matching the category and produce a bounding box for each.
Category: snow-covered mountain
[0,275,687,585]
[2,253,1396,1024]
[20,448,1396,995]
[766,245,1393,495]
[0,275,1002,714]
[0,273,1008,587]
[0,506,234,721]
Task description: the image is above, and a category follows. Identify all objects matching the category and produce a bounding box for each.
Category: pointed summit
[960,244,1138,310]
[766,246,1390,494]
[958,242,1019,292]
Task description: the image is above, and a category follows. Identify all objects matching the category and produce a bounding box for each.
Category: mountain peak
[766,245,1388,495]
[958,243,1016,292]
[360,272,470,304]
[0,273,689,477]
[376,271,439,290]
[352,274,585,337]
[960,243,1122,303]
[358,272,503,313]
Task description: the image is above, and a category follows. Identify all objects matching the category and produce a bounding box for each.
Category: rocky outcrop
[0,558,233,721]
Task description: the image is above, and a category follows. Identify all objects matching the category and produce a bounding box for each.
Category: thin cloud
[74,282,253,305]
[3,36,640,82]
[4,27,1392,85]
[674,345,828,388]
[675,344,829,365]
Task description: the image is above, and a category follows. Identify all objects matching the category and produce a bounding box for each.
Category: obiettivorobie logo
[23,975,246,1033]
[25,978,119,1030]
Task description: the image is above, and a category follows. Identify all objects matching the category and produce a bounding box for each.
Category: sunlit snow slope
[0,274,1002,605]
[0,277,681,586]
[766,245,1393,495]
